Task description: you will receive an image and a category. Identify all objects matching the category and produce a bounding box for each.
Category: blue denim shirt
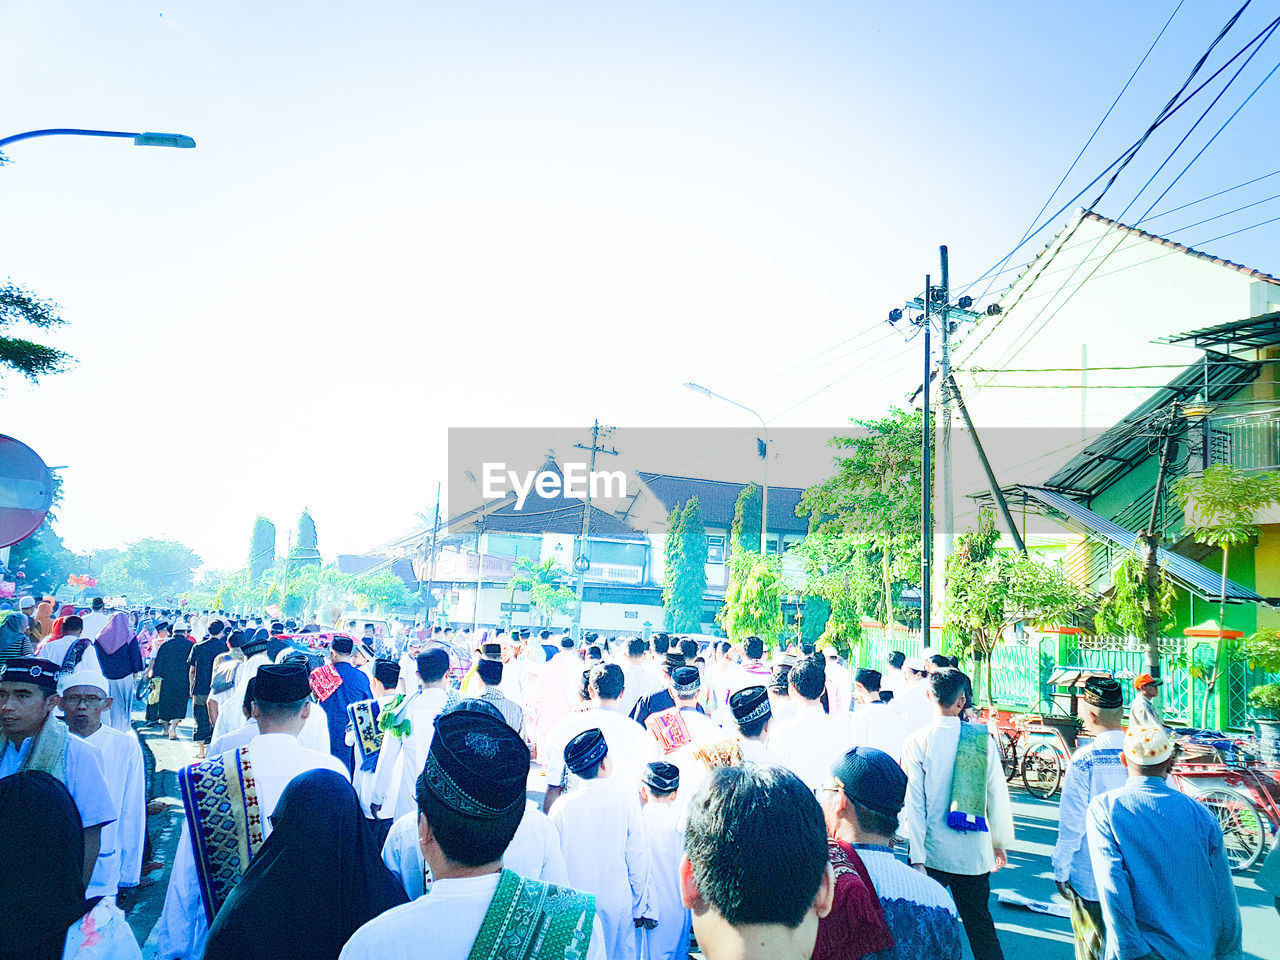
[1086,776,1241,960]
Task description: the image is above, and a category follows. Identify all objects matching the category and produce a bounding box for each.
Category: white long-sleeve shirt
[550,777,652,960]
[1052,728,1127,901]
[85,724,146,894]
[769,699,853,789]
[901,717,1014,875]
[849,700,909,763]
[369,687,455,820]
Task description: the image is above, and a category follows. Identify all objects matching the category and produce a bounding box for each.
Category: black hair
[626,637,646,657]
[560,636,575,649]
[589,663,625,701]
[416,778,526,866]
[653,636,670,655]
[799,642,815,656]
[737,712,769,740]
[577,670,592,703]
[928,667,969,708]
[575,755,604,780]
[155,621,171,634]
[417,648,451,684]
[685,764,827,928]
[745,636,764,660]
[587,645,603,660]
[63,615,83,633]
[789,654,826,701]
[886,651,905,669]
[679,638,698,660]
[91,598,104,610]
[254,696,310,721]
[850,799,899,839]
[926,653,951,671]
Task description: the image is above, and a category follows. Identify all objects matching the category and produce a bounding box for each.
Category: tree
[1171,464,1280,720]
[0,283,73,383]
[506,557,574,626]
[730,483,763,555]
[664,498,708,632]
[718,550,784,646]
[800,595,831,646]
[291,509,321,567]
[944,509,1089,704]
[1094,550,1176,638]
[799,407,922,625]
[348,570,416,614]
[792,533,874,652]
[248,517,276,582]
[99,539,202,602]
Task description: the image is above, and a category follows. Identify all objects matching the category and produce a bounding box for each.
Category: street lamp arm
[684,382,766,429]
[0,128,196,150]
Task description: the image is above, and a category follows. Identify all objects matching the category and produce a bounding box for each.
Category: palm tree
[507,557,574,627]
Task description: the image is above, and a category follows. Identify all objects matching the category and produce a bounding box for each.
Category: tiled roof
[1081,211,1280,284]
[635,472,810,533]
[453,459,648,542]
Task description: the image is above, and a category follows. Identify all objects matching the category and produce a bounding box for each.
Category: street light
[683,382,770,555]
[0,128,196,154]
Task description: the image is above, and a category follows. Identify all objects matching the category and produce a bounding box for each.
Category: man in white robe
[849,668,909,763]
[541,663,655,812]
[770,655,853,789]
[892,657,934,739]
[549,728,653,960]
[154,662,349,960]
[58,662,146,901]
[639,761,692,960]
[342,709,604,960]
[208,633,273,744]
[369,648,458,822]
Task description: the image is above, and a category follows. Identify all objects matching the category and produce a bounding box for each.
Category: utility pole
[421,482,441,627]
[920,275,933,649]
[1141,410,1178,682]
[938,247,954,629]
[571,420,618,641]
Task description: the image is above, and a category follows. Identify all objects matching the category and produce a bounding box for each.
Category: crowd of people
[0,597,1268,960]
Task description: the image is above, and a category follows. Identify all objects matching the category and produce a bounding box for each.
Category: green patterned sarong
[468,868,596,960]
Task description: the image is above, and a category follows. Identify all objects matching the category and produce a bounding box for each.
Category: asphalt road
[127,717,1280,960]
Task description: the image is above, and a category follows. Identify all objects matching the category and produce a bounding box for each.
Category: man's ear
[418,812,434,853]
[300,701,311,720]
[812,862,835,919]
[678,853,706,913]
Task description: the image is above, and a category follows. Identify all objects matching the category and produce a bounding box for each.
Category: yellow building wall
[1258,526,1280,630]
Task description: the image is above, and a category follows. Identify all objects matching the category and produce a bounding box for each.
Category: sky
[2,0,1278,571]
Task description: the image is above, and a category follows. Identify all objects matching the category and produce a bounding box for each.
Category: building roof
[1019,485,1263,604]
[1044,352,1262,500]
[634,472,810,533]
[1156,310,1280,350]
[451,459,648,542]
[1081,212,1280,285]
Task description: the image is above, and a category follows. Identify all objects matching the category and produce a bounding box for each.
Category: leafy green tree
[718,550,784,645]
[792,533,874,650]
[800,595,831,646]
[508,557,574,626]
[99,538,202,602]
[799,407,921,626]
[664,498,708,632]
[730,483,763,554]
[0,283,73,383]
[348,570,416,614]
[248,517,276,582]
[1171,464,1280,721]
[944,509,1088,704]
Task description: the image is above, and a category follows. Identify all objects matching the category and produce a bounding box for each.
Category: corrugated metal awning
[1019,485,1263,604]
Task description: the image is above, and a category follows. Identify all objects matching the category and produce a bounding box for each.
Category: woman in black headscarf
[204,768,408,960]
[0,771,93,960]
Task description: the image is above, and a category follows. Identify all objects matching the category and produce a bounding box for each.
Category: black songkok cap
[331,635,354,655]
[1084,676,1124,709]
[643,760,680,793]
[769,664,791,693]
[0,657,59,692]
[663,652,685,674]
[730,685,771,725]
[373,658,400,689]
[831,747,907,818]
[854,668,882,691]
[477,658,504,685]
[671,665,701,695]
[254,662,311,703]
[564,727,608,774]
[539,630,551,640]
[243,628,271,653]
[481,643,502,658]
[419,711,529,819]
[560,636,576,649]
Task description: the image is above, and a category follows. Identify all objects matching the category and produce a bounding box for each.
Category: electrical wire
[1139,167,1280,222]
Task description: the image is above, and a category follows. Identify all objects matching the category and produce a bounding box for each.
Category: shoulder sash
[467,869,596,960]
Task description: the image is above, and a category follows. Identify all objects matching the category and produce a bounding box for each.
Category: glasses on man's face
[61,694,105,707]
[814,782,843,799]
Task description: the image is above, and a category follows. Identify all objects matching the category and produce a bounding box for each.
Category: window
[766,538,779,554]
[707,536,726,564]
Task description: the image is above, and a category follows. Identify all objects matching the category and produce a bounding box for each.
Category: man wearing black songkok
[342,712,604,960]
[312,635,374,773]
[1052,676,1127,960]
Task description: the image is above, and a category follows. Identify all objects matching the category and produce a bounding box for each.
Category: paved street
[125,713,1279,960]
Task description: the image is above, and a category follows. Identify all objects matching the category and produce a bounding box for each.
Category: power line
[1139,167,1280,221]
[968,0,1187,306]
